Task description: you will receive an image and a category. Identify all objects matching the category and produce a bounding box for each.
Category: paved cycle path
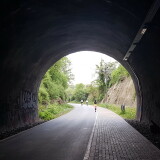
[0,104,95,160]
[1,104,160,160]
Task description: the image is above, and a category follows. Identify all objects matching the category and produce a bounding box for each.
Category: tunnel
[0,0,160,133]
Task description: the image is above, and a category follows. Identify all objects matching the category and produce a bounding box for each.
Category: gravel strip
[125,119,160,150]
[0,120,45,140]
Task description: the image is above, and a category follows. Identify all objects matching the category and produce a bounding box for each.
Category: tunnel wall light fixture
[123,0,160,61]
[141,28,147,35]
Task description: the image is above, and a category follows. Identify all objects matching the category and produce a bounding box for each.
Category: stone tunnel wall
[0,91,38,132]
[129,8,160,126]
[1,0,159,132]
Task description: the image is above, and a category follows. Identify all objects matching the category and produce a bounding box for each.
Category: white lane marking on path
[83,112,98,160]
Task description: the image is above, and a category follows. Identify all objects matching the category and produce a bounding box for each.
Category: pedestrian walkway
[84,107,160,160]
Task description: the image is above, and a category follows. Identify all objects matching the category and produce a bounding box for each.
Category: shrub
[39,104,73,120]
[38,85,49,104]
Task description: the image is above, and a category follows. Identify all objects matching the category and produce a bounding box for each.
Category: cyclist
[94,100,97,112]
[81,99,83,106]
[86,100,88,106]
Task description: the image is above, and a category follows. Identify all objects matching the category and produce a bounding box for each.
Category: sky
[67,51,116,85]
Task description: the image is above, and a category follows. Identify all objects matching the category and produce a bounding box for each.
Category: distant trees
[38,56,130,105]
[69,83,98,103]
[85,82,99,102]
[73,83,88,102]
[69,61,130,103]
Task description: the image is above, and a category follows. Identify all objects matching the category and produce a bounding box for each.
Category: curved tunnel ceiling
[0,0,153,90]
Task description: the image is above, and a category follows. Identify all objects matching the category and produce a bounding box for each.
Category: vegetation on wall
[109,65,130,87]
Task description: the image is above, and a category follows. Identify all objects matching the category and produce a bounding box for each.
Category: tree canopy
[38,57,74,104]
[95,60,116,101]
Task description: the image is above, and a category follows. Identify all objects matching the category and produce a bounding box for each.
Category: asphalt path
[0,104,96,160]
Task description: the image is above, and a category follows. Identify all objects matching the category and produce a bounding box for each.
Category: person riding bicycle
[86,100,88,106]
[94,99,97,112]
[81,99,83,105]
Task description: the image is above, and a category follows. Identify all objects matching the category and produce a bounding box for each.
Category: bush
[38,56,73,104]
[39,103,73,120]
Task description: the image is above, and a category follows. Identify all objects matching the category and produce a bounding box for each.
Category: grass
[38,103,73,121]
[98,103,136,119]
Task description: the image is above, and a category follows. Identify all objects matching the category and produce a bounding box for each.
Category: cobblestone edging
[84,107,160,160]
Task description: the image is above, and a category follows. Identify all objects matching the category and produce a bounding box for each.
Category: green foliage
[73,83,88,102]
[49,57,74,88]
[86,83,99,102]
[99,103,136,119]
[49,65,68,89]
[69,82,99,103]
[38,84,50,104]
[65,86,74,101]
[109,65,130,87]
[95,60,116,101]
[38,57,74,104]
[39,103,73,120]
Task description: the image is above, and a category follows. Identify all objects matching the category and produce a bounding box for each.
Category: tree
[73,83,88,102]
[61,57,74,85]
[85,82,99,102]
[66,86,74,101]
[38,57,74,104]
[95,59,116,101]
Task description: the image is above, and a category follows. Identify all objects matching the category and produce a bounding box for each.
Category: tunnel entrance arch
[1,0,160,133]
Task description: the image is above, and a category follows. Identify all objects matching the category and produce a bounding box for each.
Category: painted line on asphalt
[83,111,98,160]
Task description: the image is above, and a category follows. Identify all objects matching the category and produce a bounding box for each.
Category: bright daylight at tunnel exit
[1,0,160,160]
[38,51,137,122]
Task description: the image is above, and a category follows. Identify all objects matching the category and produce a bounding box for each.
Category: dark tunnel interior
[0,0,160,133]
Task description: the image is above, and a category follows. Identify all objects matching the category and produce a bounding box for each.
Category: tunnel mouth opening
[0,50,139,140]
[38,51,138,122]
